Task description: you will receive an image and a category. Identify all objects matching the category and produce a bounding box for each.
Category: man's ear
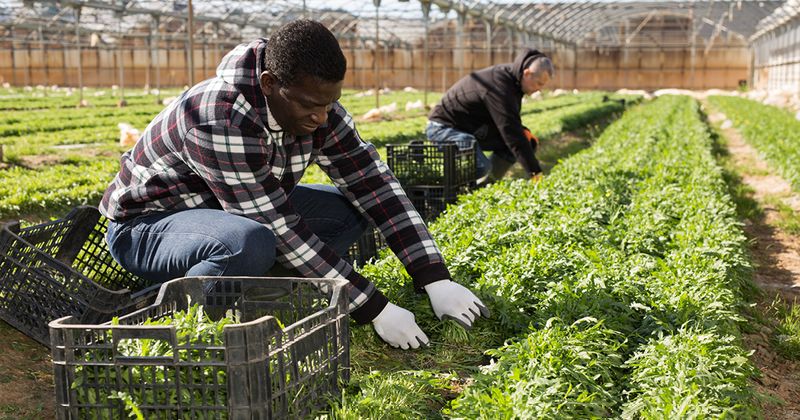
[522,66,534,78]
[259,71,278,96]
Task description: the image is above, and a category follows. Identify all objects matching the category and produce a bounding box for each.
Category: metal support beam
[484,19,492,65]
[440,6,451,92]
[422,1,431,107]
[36,0,271,32]
[427,0,570,47]
[145,32,151,89]
[626,10,656,44]
[704,12,731,55]
[572,45,578,89]
[115,12,125,105]
[187,0,194,86]
[153,14,160,103]
[74,6,83,103]
[690,9,697,88]
[39,24,48,93]
[456,11,465,78]
[747,44,755,88]
[9,25,17,86]
[373,0,380,108]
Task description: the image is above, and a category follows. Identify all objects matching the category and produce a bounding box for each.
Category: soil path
[708,109,800,418]
[0,321,53,419]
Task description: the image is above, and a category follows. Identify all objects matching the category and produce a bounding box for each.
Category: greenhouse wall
[0,43,750,91]
[753,21,800,91]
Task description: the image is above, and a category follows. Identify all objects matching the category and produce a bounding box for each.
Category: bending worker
[99,20,488,350]
[427,49,554,185]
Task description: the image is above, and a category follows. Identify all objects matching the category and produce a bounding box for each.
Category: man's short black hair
[264,19,347,86]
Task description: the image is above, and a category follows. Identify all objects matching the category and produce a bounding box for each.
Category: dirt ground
[0,321,54,419]
[17,146,116,169]
[708,108,800,418]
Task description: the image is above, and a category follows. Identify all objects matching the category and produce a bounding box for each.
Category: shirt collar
[265,100,284,133]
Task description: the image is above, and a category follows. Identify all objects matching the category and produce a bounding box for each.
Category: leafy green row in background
[302,93,636,185]
[0,105,164,137]
[0,89,183,110]
[0,92,629,222]
[708,95,800,191]
[0,158,118,221]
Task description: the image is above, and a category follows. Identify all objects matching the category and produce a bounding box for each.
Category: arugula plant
[334,95,758,419]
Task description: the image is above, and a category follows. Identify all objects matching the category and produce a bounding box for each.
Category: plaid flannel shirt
[99,39,451,323]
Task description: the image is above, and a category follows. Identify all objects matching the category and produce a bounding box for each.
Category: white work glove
[424,280,490,329]
[371,302,430,350]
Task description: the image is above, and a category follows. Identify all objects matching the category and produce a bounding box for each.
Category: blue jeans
[426,121,490,179]
[106,184,368,286]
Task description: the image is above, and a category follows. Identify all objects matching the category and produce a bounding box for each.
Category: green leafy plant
[335,95,758,418]
[72,304,235,418]
[768,297,800,360]
[709,96,800,191]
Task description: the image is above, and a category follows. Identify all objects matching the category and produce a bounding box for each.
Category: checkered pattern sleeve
[315,104,452,291]
[183,124,388,323]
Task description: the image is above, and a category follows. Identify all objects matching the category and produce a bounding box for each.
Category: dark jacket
[429,49,545,175]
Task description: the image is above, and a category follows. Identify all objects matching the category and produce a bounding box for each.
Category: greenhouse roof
[0,0,792,48]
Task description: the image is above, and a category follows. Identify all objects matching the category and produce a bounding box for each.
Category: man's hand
[424,280,490,329]
[372,302,429,349]
[522,127,539,145]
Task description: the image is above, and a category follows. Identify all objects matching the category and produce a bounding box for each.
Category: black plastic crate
[0,206,159,347]
[386,140,477,190]
[50,276,350,419]
[404,184,472,221]
[387,140,477,221]
[345,225,387,266]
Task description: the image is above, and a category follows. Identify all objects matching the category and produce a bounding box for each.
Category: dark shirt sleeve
[315,103,452,290]
[484,88,542,175]
[182,123,388,323]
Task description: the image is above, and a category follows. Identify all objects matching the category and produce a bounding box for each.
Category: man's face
[260,73,343,135]
[521,69,551,95]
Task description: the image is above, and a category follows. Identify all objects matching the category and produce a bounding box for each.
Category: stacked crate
[346,140,477,264]
[0,206,159,347]
[388,140,477,221]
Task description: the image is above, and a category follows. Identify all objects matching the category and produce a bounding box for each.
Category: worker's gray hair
[529,56,555,78]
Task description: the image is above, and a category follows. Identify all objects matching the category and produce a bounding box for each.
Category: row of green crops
[333,90,441,118]
[355,91,633,149]
[332,95,757,418]
[0,90,635,221]
[0,90,624,158]
[300,95,634,186]
[0,89,434,220]
[0,157,119,220]
[0,88,183,111]
[0,104,165,138]
[331,89,603,119]
[522,96,626,141]
[0,89,431,159]
[708,95,800,191]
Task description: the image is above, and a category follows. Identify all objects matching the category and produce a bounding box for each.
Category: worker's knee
[223,223,276,276]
